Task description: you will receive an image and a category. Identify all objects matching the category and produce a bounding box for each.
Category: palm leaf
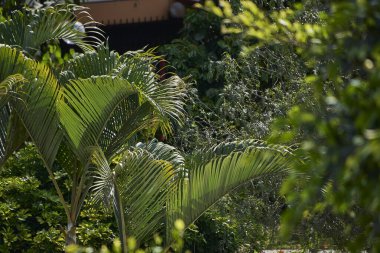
[91,147,127,252]
[166,140,297,241]
[101,98,159,159]
[61,46,186,131]
[0,74,27,107]
[58,76,138,163]
[59,47,186,160]
[0,74,28,163]
[0,5,103,54]
[101,53,186,158]
[0,107,28,165]
[59,45,153,82]
[0,45,62,168]
[116,151,177,241]
[190,139,293,164]
[92,147,180,242]
[136,139,186,175]
[59,44,118,84]
[118,51,187,135]
[93,139,296,247]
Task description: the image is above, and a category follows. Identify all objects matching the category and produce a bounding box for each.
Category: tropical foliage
[205,0,380,251]
[92,139,297,247]
[3,3,295,252]
[0,4,186,248]
[160,1,319,251]
[2,0,379,252]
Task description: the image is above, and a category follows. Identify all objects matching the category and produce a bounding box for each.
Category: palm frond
[166,140,297,241]
[0,5,103,54]
[59,44,118,83]
[59,47,186,161]
[146,76,187,134]
[0,107,28,165]
[91,147,127,252]
[93,147,180,242]
[100,53,186,158]
[136,139,186,175]
[60,45,154,83]
[101,98,159,159]
[91,148,114,208]
[58,76,138,163]
[118,52,187,134]
[190,139,295,165]
[0,74,27,107]
[0,45,62,167]
[0,74,28,163]
[93,139,296,248]
[116,150,177,241]
[55,140,81,176]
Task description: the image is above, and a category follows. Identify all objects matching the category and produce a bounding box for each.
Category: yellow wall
[83,0,174,25]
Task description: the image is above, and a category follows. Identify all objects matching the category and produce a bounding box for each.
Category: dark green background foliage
[162,0,317,152]
[0,145,65,252]
[210,0,380,251]
[160,6,302,249]
[276,1,380,251]
[159,7,239,95]
[163,0,365,251]
[161,3,313,251]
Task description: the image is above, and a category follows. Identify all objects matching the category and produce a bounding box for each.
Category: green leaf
[0,5,103,55]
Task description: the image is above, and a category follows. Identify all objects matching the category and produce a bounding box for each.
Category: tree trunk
[65,221,77,246]
[114,184,128,253]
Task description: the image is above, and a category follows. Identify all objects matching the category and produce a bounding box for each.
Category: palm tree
[56,45,186,246]
[0,5,102,245]
[0,6,186,246]
[1,5,295,251]
[92,139,298,251]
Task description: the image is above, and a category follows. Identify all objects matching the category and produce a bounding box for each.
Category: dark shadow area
[103,18,183,52]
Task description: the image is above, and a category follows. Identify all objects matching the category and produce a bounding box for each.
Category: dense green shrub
[0,145,116,252]
[0,145,65,252]
[159,3,242,97]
